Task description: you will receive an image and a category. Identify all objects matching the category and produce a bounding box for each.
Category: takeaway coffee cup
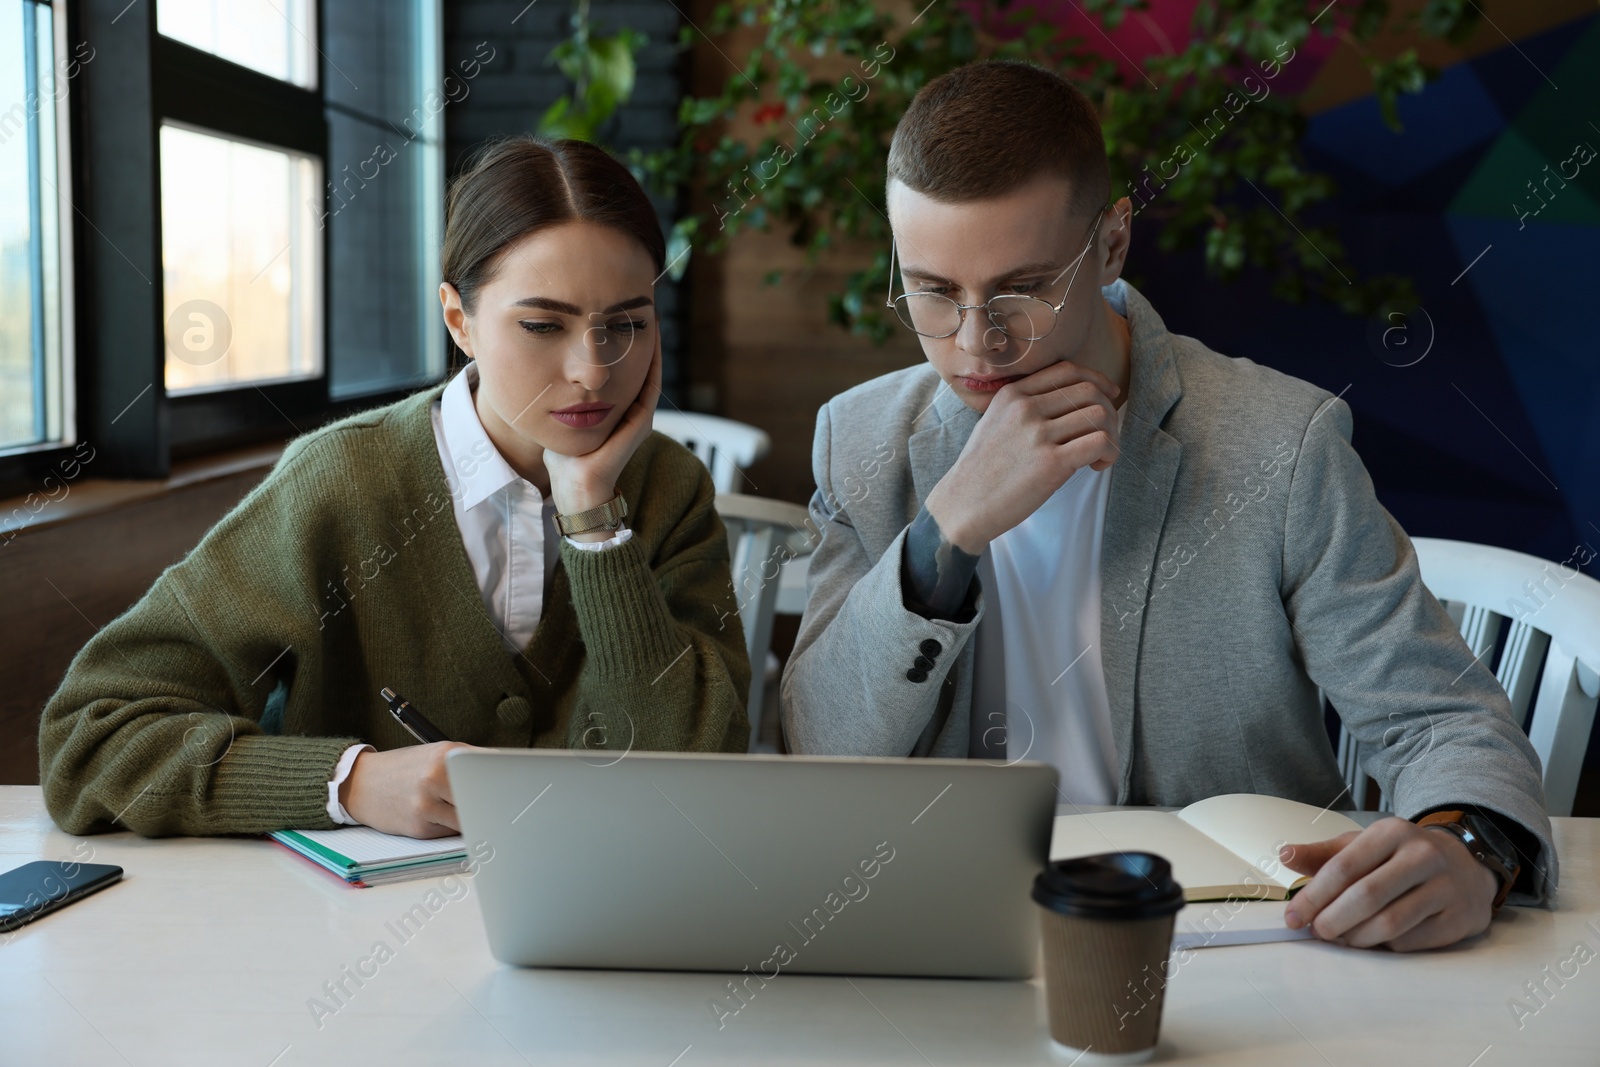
[1032,851,1185,1063]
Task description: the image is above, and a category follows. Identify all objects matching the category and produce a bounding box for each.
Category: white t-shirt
[977,403,1126,805]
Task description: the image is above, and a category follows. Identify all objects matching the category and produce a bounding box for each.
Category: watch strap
[556,491,629,536]
[1416,809,1519,912]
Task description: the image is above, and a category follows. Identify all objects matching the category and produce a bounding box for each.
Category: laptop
[446,749,1058,978]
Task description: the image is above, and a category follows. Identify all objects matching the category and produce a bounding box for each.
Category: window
[0,0,444,493]
[0,0,72,455]
[154,0,444,453]
[160,123,322,394]
[156,0,317,89]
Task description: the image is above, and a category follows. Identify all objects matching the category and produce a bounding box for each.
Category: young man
[780,60,1555,952]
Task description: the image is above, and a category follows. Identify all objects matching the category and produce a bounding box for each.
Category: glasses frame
[885,206,1108,341]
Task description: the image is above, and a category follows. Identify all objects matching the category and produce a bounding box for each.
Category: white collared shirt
[325,361,630,824]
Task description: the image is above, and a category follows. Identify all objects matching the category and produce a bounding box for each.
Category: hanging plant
[538,0,648,143]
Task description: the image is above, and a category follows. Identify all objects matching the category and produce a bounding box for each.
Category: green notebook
[268,827,468,887]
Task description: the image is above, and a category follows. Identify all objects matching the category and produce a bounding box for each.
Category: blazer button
[913,655,935,671]
[906,668,929,683]
[496,695,532,728]
[919,639,942,658]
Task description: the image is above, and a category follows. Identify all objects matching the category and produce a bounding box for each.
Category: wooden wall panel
[695,231,927,506]
[0,471,269,784]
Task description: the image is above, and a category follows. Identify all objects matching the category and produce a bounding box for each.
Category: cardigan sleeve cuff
[559,535,685,680]
[207,734,366,833]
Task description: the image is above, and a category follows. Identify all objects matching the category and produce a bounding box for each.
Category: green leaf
[538,96,593,141]
[685,97,726,125]
[663,218,695,282]
[586,30,645,112]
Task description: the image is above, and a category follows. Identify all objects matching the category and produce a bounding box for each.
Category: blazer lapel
[908,383,981,508]
[1099,281,1184,803]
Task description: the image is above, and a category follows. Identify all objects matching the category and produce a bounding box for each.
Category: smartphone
[0,860,123,932]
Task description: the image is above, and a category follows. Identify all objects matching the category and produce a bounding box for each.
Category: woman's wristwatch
[1415,809,1521,913]
[556,491,629,536]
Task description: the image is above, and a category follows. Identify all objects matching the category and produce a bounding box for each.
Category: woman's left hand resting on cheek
[542,344,662,542]
[1278,816,1500,951]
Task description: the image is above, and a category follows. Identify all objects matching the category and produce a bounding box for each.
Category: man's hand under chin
[901,359,1121,619]
[924,358,1121,556]
[1278,817,1501,951]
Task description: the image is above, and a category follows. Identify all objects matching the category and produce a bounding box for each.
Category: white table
[3,787,1597,1066]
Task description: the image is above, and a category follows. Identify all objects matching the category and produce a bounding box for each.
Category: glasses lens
[986,296,1056,341]
[895,293,960,338]
[576,313,650,367]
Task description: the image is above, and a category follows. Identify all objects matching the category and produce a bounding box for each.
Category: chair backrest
[714,493,819,753]
[652,411,771,494]
[1413,537,1600,815]
[1341,537,1600,816]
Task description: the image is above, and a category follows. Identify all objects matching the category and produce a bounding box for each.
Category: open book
[1049,793,1364,902]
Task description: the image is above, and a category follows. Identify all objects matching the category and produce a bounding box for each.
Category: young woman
[39,137,751,839]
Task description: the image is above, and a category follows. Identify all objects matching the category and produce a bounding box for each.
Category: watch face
[1456,815,1521,908]
[1461,812,1517,870]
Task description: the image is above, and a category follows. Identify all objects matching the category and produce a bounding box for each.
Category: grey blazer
[781,278,1557,905]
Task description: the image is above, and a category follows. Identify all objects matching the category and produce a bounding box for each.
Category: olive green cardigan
[38,382,751,836]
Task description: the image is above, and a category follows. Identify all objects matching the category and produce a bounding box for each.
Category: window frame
[154,33,334,455]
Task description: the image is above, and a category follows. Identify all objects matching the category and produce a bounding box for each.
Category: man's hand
[1279,817,1500,951]
[543,344,661,541]
[926,359,1120,554]
[339,742,478,838]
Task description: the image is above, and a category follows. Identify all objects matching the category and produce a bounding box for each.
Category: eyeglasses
[885,208,1106,343]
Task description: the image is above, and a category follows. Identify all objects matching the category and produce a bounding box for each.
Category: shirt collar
[439,360,530,512]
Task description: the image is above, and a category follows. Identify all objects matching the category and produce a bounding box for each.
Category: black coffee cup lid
[1032,852,1185,920]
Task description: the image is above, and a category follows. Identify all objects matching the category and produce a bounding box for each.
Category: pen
[381,687,452,745]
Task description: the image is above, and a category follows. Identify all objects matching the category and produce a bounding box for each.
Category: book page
[1174,794,1363,892]
[1173,899,1313,950]
[1049,810,1280,900]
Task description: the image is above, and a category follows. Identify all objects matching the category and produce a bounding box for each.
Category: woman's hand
[339,742,478,838]
[543,343,662,541]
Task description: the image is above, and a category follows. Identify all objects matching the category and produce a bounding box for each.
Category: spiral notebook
[267,827,469,887]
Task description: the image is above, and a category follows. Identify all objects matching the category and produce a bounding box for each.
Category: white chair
[655,406,813,641]
[1337,537,1600,816]
[776,551,810,615]
[714,492,821,753]
[653,410,771,494]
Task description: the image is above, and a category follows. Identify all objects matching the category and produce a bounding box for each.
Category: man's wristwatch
[556,490,629,536]
[1415,809,1521,913]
